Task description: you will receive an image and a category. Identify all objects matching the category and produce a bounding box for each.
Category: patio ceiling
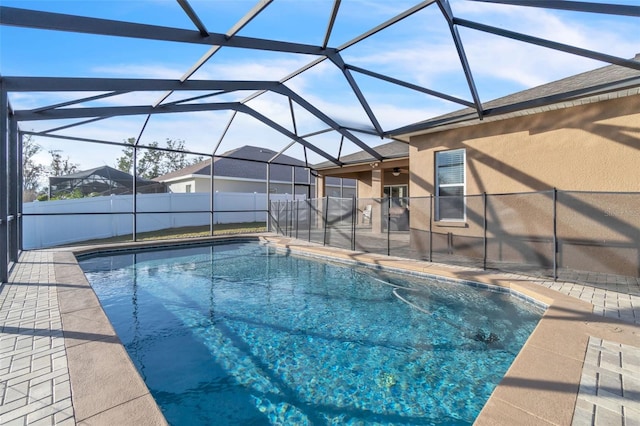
[1,0,639,167]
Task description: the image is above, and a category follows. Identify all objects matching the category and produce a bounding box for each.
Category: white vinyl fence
[23,192,302,249]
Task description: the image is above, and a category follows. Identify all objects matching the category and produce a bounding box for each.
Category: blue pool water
[79,241,544,425]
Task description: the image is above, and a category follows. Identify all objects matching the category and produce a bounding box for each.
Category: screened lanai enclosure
[48,166,167,198]
[2,0,640,284]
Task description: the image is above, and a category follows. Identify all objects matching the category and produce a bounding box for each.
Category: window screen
[435,149,465,220]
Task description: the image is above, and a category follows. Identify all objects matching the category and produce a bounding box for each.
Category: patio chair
[362,204,372,224]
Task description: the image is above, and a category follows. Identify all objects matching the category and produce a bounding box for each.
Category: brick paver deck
[0,251,74,425]
[572,337,640,425]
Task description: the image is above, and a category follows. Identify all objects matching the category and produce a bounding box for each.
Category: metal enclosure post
[307,198,311,242]
[553,188,558,280]
[291,200,295,237]
[17,131,24,251]
[132,147,138,241]
[351,195,356,251]
[291,166,295,200]
[8,116,18,262]
[286,200,290,237]
[387,196,391,256]
[322,196,329,246]
[209,155,216,236]
[0,83,8,283]
[295,200,299,239]
[483,192,487,270]
[266,163,271,232]
[429,195,433,262]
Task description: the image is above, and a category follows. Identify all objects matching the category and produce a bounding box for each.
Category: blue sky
[2,0,639,169]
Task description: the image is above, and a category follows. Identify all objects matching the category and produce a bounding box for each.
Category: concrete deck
[1,234,639,425]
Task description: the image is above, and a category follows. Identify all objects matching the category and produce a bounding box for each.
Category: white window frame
[435,149,466,221]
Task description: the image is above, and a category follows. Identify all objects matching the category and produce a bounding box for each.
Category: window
[185,184,192,193]
[435,149,465,220]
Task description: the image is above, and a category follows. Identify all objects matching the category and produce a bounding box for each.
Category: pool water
[79,241,543,425]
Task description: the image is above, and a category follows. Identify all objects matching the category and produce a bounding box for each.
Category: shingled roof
[393,53,640,138]
[313,140,409,170]
[155,145,311,183]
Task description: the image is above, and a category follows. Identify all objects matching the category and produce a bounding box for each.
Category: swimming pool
[79,240,544,425]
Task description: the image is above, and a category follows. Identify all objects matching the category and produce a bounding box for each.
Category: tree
[137,141,163,180]
[115,137,204,180]
[22,135,46,199]
[115,137,136,174]
[48,149,78,176]
[163,139,190,174]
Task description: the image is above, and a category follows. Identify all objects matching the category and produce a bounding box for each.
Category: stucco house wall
[407,94,640,276]
[409,95,640,197]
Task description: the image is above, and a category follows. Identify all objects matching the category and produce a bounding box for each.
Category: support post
[266,163,271,232]
[323,196,329,246]
[291,166,295,200]
[429,195,433,263]
[553,188,558,281]
[8,116,18,262]
[17,131,24,251]
[210,155,215,235]
[387,196,391,256]
[285,199,289,237]
[288,199,293,237]
[351,195,356,251]
[483,192,487,271]
[295,199,299,240]
[307,198,312,242]
[132,147,137,241]
[0,82,8,283]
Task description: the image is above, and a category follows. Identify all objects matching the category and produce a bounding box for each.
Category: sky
[1,0,639,171]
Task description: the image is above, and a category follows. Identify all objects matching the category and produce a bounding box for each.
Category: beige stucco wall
[407,95,640,276]
[356,172,374,199]
[409,95,640,196]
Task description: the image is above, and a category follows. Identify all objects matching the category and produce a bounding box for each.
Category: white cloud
[340,2,640,102]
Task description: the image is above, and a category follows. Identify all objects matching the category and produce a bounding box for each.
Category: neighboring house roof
[313,140,409,170]
[155,145,353,186]
[155,145,308,183]
[393,53,640,138]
